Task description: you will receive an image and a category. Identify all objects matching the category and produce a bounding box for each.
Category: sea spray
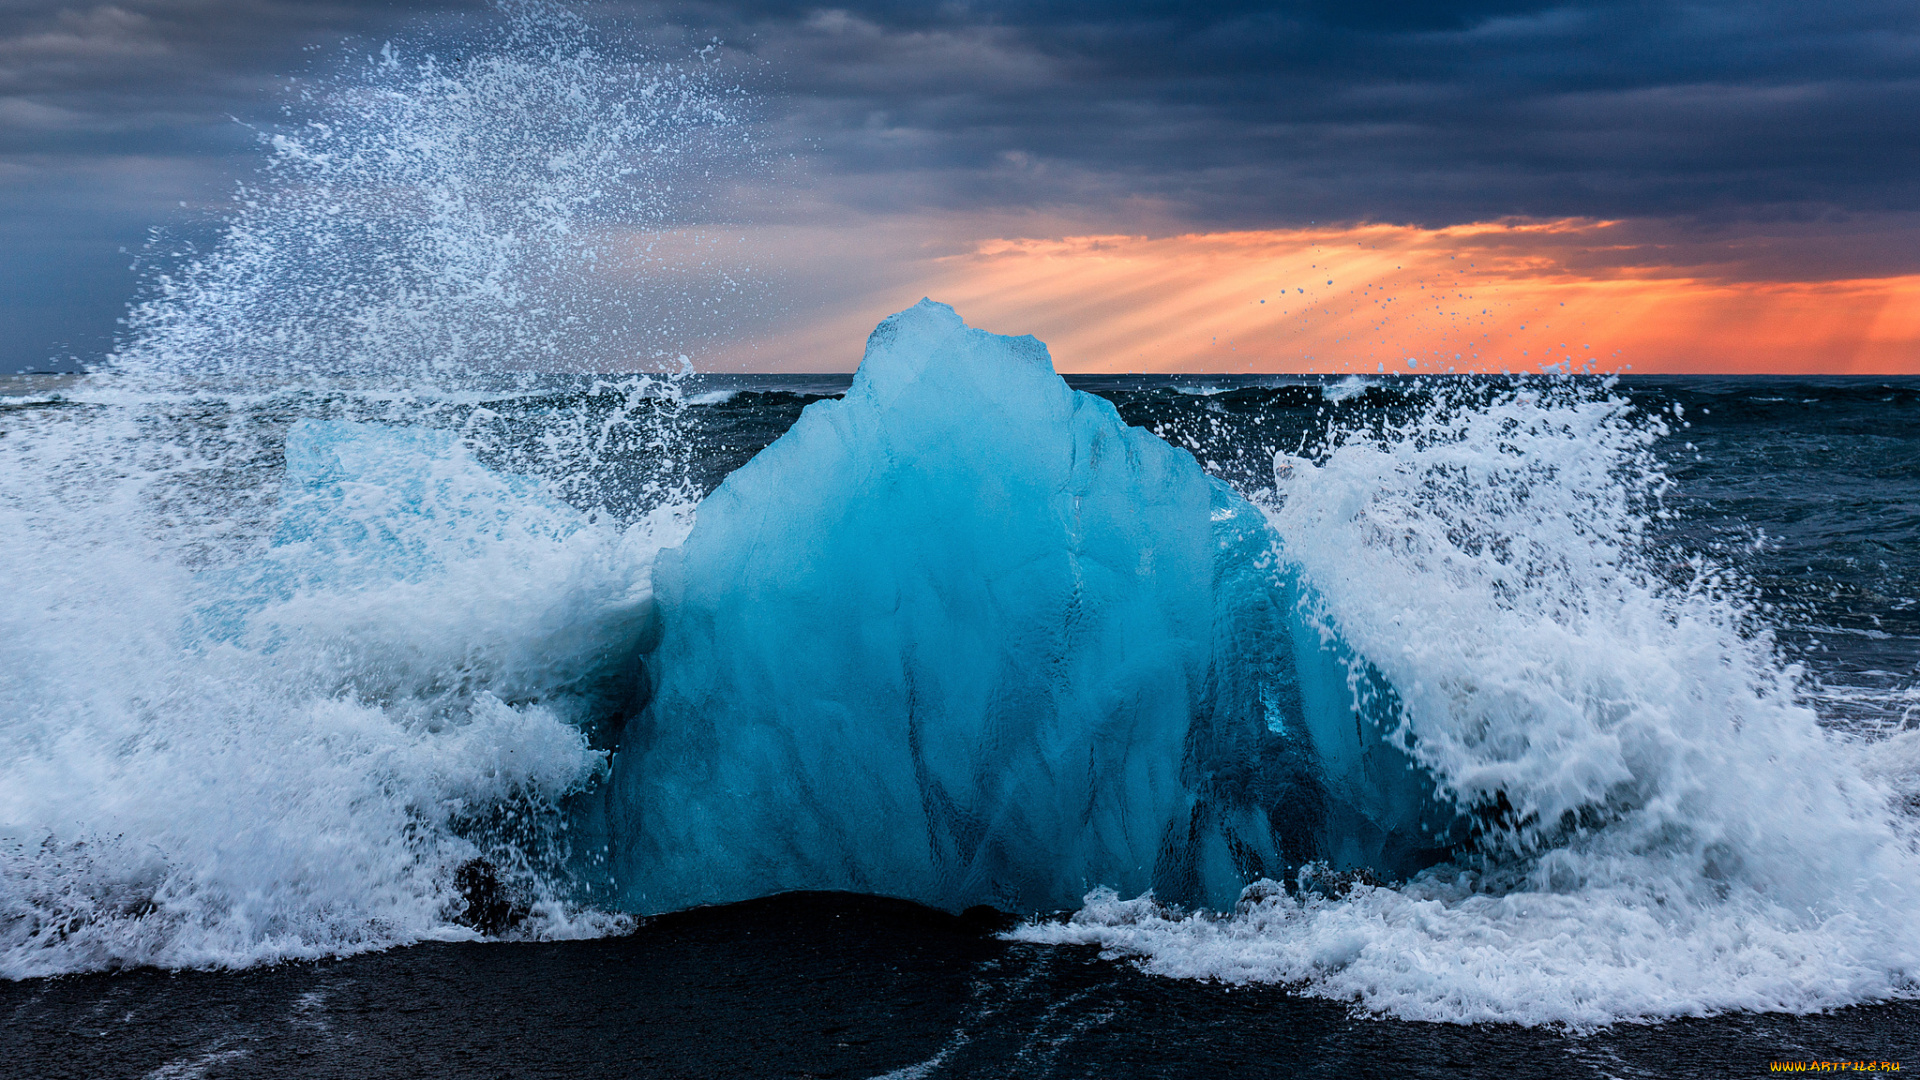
[1016,381,1920,1026]
[118,0,749,391]
[0,1,733,976]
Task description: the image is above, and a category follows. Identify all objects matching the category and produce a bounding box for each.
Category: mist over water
[3,2,1918,1031]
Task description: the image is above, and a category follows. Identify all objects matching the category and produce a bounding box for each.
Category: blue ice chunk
[589,301,1454,914]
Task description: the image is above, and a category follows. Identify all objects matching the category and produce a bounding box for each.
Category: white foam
[1320,374,1373,402]
[0,1,724,977]
[1015,383,1920,1026]
[0,399,688,976]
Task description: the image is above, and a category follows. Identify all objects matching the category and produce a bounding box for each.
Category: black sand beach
[4,892,1914,1079]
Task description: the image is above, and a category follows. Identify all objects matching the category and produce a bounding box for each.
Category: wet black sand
[4,892,1915,1079]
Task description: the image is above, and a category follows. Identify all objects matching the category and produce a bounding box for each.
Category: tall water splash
[121,0,746,391]
[1020,381,1920,1026]
[0,2,734,976]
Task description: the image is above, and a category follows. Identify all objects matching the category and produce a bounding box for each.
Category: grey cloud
[1,0,1916,370]
[0,0,485,370]
[707,0,1920,225]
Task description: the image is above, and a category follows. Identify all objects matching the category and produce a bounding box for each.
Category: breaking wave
[1016,384,1920,1025]
[0,1,731,976]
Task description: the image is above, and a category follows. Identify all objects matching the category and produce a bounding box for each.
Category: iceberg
[588,301,1455,914]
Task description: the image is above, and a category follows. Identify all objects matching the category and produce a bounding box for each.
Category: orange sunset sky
[708,217,1920,375]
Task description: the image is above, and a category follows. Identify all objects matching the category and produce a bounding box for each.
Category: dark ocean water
[1644,377,1920,732]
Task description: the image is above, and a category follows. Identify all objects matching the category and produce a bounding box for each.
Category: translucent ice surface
[589,301,1455,914]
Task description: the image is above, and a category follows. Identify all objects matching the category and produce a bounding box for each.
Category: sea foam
[0,1,727,976]
[1015,384,1920,1025]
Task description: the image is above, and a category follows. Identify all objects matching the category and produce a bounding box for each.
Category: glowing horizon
[705,219,1920,375]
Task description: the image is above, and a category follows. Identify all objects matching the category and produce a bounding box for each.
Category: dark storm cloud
[688,0,1920,224]
[0,0,489,370]
[2,0,1916,370]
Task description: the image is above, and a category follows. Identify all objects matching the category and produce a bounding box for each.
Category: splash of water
[1016,382,1920,1026]
[0,1,731,976]
[121,0,746,391]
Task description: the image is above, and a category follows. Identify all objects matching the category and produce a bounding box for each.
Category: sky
[2,0,1917,373]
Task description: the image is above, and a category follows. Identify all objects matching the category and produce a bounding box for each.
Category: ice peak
[850,300,1058,408]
